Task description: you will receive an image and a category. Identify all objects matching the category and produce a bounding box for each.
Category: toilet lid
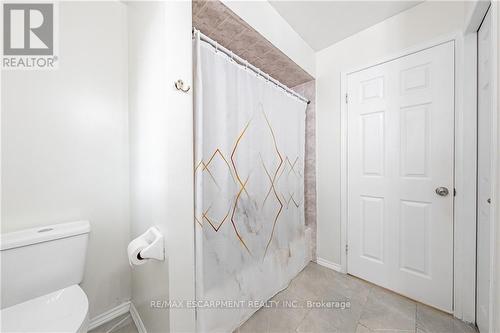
[1,285,89,333]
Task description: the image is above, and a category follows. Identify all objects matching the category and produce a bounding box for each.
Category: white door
[347,41,455,312]
[476,7,492,333]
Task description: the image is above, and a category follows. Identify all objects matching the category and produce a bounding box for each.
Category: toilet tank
[0,220,90,309]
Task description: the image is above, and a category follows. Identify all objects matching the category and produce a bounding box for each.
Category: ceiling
[269,1,423,51]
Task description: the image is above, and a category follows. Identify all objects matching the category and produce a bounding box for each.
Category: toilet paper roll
[127,237,149,266]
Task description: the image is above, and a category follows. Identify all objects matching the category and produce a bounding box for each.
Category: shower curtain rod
[194,28,311,105]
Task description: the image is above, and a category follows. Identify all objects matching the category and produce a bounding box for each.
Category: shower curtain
[194,32,308,333]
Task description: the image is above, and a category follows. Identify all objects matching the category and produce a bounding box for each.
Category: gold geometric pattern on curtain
[194,107,303,258]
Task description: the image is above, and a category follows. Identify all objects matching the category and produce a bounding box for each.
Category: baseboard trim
[88,301,131,330]
[130,302,147,333]
[316,257,343,273]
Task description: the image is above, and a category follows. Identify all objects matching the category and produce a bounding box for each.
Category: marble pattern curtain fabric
[194,33,308,333]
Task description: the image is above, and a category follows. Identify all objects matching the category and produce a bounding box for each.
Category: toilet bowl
[0,221,91,333]
[1,285,89,333]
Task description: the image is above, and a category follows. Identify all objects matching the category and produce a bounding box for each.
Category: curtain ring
[215,42,219,53]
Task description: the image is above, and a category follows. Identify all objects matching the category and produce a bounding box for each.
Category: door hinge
[345,93,348,104]
[454,188,456,197]
[345,244,349,253]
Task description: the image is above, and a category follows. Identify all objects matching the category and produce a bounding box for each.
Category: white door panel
[347,41,455,312]
[477,7,492,333]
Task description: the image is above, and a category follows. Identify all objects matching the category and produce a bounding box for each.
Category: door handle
[435,187,449,197]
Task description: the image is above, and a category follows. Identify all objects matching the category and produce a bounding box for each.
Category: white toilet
[0,220,91,333]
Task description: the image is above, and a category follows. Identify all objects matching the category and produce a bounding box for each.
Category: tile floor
[89,262,478,333]
[235,263,478,333]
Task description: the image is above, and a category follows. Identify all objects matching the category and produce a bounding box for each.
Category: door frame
[490,3,499,331]
[465,1,499,331]
[475,6,493,332]
[339,31,475,321]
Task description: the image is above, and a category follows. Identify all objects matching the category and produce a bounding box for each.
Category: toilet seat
[1,285,89,333]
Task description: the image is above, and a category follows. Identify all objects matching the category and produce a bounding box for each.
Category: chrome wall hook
[174,79,190,93]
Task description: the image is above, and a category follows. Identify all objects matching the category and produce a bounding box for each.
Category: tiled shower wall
[193,0,317,260]
[293,81,317,260]
[192,0,313,87]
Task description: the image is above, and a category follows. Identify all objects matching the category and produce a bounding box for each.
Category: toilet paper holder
[136,227,164,261]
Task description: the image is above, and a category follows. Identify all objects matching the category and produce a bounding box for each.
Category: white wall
[315,1,465,266]
[128,2,169,331]
[1,2,130,319]
[128,1,195,332]
[221,0,316,77]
